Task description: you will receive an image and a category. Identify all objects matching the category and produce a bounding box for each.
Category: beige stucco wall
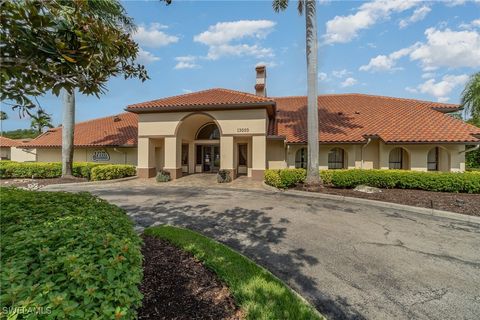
[1,147,11,160]
[137,109,268,177]
[10,147,37,162]
[29,147,137,165]
[284,141,466,172]
[266,140,287,169]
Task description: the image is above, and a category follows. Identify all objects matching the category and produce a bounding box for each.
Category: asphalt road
[45,182,480,319]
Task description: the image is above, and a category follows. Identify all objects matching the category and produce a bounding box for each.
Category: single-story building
[0,136,34,160]
[15,66,480,179]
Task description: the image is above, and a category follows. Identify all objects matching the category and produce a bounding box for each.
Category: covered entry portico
[128,88,276,180]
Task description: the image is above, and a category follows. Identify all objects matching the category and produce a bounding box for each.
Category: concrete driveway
[45,181,480,320]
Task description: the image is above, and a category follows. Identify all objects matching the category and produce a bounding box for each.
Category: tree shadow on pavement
[93,187,366,320]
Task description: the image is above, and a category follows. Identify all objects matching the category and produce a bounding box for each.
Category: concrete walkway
[44,180,480,320]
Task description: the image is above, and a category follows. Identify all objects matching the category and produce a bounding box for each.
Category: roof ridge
[273,93,459,107]
[213,87,274,101]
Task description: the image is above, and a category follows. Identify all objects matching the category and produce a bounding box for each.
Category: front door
[202,145,220,172]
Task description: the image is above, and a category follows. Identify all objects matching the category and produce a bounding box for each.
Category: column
[252,135,266,180]
[164,136,182,179]
[137,137,156,178]
[220,135,235,178]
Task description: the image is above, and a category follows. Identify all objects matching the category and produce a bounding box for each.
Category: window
[238,144,247,166]
[196,145,202,165]
[328,148,345,169]
[427,147,439,171]
[181,144,188,166]
[196,123,220,140]
[295,148,307,169]
[389,148,404,169]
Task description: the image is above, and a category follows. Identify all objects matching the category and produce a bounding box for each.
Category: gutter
[459,144,480,155]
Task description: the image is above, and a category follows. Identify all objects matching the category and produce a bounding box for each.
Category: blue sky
[2,0,480,131]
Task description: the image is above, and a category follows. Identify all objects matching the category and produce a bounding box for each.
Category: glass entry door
[202,145,220,172]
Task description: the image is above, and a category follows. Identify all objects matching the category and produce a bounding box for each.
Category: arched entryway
[427,146,451,172]
[295,148,307,169]
[328,148,347,169]
[389,147,410,170]
[195,123,221,173]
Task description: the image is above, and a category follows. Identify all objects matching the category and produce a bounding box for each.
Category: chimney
[255,65,267,97]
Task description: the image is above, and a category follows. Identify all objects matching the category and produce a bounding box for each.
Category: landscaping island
[265,169,480,216]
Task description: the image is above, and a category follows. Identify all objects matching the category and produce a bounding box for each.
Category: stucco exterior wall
[1,147,11,160]
[284,141,466,172]
[31,147,137,165]
[266,140,287,169]
[10,147,37,162]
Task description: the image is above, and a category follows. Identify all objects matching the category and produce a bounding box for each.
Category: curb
[261,182,480,224]
[42,176,139,189]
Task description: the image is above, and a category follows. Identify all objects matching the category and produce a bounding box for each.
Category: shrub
[0,161,104,179]
[265,169,480,193]
[217,169,232,183]
[0,188,143,319]
[90,165,136,181]
[264,169,306,188]
[156,170,171,182]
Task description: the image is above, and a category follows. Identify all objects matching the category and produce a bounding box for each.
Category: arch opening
[295,148,307,169]
[328,148,346,169]
[389,147,410,170]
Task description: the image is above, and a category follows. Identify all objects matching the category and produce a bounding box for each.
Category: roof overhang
[126,101,277,118]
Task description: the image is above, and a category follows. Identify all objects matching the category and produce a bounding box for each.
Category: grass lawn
[145,225,325,320]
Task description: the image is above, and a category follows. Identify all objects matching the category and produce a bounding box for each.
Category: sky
[2,0,480,131]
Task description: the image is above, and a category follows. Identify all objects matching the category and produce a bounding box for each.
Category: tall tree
[273,0,321,185]
[30,108,54,135]
[0,111,7,121]
[1,0,152,176]
[460,72,480,121]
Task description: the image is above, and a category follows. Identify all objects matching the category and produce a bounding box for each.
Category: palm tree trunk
[62,89,75,177]
[305,0,321,185]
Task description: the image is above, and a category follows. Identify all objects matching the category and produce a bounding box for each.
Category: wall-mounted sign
[92,150,110,162]
[236,128,250,133]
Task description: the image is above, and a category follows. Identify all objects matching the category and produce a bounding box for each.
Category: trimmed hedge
[0,188,143,319]
[0,161,136,181]
[90,165,136,181]
[264,169,480,193]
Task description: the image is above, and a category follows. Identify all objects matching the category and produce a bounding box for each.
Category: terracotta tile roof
[23,112,137,148]
[272,94,480,143]
[126,88,275,111]
[0,136,23,147]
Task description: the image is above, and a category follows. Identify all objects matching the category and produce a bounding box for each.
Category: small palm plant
[461,72,480,121]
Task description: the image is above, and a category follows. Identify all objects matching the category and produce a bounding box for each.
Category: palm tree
[0,111,7,121]
[461,72,480,121]
[31,108,54,135]
[273,0,321,185]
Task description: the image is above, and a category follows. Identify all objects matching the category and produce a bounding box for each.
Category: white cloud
[136,48,160,64]
[174,56,200,69]
[415,74,469,101]
[256,61,278,68]
[399,5,431,29]
[323,0,418,44]
[459,18,480,30]
[421,72,436,79]
[318,72,328,81]
[361,26,480,72]
[194,20,276,60]
[341,77,358,87]
[359,47,413,72]
[133,23,179,48]
[182,89,193,94]
[332,69,351,78]
[410,27,480,70]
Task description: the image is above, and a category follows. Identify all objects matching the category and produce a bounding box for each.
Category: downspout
[361,138,372,169]
[458,145,479,154]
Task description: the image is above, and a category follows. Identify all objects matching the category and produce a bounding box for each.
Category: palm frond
[460,72,480,119]
[297,0,304,15]
[272,0,289,13]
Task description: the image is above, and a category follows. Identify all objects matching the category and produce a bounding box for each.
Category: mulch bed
[0,177,87,188]
[296,185,480,216]
[138,235,243,320]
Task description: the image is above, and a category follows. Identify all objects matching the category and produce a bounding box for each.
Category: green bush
[0,188,143,319]
[0,161,135,181]
[156,170,171,182]
[264,169,480,193]
[90,165,136,181]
